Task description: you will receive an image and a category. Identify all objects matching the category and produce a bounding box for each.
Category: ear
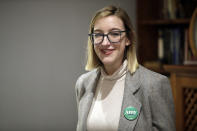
[125,38,131,46]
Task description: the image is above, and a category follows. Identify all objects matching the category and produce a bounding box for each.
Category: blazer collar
[118,67,142,131]
[78,66,142,131]
[77,68,101,131]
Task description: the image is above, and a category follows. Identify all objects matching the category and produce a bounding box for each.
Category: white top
[87,60,128,131]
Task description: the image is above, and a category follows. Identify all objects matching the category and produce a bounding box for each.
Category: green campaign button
[124,106,138,121]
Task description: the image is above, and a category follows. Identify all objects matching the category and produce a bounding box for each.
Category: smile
[101,49,115,55]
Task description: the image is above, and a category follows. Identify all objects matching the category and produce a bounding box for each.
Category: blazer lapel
[118,68,142,131]
[77,69,101,131]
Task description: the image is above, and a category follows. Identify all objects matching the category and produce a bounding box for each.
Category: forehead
[94,15,124,31]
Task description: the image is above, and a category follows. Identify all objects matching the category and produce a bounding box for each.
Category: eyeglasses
[88,30,127,45]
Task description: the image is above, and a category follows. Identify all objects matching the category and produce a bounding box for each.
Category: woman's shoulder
[137,65,170,90]
[75,68,100,100]
[138,65,168,81]
[75,68,100,90]
[76,68,100,83]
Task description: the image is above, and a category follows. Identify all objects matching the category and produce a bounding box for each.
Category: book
[183,28,197,65]
[162,0,177,19]
[161,28,184,65]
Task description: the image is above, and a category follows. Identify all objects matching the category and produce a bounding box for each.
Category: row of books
[161,0,197,19]
[157,28,197,65]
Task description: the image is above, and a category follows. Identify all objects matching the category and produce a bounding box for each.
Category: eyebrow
[93,28,124,33]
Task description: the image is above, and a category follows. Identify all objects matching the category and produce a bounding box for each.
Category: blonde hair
[85,5,139,73]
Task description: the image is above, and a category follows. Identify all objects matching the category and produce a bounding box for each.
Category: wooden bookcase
[137,0,197,130]
[136,0,196,74]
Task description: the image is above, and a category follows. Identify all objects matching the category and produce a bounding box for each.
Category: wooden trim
[167,65,197,131]
[164,65,197,74]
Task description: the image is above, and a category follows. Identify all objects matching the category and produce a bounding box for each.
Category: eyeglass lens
[92,31,123,45]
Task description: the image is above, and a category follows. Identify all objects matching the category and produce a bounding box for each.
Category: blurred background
[0,0,136,130]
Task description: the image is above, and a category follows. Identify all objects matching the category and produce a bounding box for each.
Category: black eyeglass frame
[88,30,127,45]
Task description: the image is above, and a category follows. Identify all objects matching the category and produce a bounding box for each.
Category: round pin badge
[124,106,138,121]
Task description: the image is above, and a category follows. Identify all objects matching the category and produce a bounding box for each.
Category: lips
[101,49,115,55]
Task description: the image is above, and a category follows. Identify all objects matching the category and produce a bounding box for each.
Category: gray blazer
[75,65,175,131]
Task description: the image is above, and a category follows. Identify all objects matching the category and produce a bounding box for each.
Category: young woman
[75,5,175,131]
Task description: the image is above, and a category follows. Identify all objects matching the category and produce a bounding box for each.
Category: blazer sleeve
[75,75,85,109]
[150,76,176,131]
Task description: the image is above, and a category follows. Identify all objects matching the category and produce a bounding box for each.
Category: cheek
[118,42,126,52]
[93,45,100,56]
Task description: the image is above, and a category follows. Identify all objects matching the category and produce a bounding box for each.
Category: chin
[101,57,116,66]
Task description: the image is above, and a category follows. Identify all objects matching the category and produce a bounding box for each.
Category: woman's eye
[110,32,120,36]
[94,33,103,38]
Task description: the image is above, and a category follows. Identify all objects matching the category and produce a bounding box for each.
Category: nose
[101,35,111,46]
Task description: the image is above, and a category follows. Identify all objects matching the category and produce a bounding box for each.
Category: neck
[104,61,122,75]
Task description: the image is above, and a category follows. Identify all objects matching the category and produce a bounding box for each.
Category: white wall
[0,0,136,130]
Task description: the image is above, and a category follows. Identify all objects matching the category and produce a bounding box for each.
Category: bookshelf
[136,0,197,74]
[137,1,197,130]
